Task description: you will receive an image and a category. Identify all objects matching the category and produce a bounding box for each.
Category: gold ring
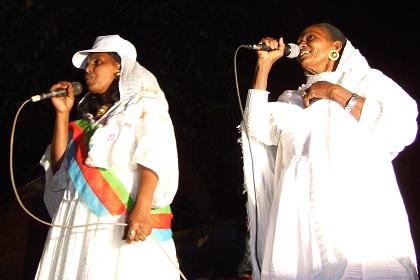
[137,232,147,238]
[128,230,136,236]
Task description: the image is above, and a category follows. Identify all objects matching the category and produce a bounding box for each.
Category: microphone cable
[9,98,188,280]
[234,45,262,274]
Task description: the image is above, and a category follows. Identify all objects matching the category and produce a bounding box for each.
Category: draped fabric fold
[242,40,418,279]
[37,35,179,279]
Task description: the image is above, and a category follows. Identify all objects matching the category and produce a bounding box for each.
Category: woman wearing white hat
[36,35,180,279]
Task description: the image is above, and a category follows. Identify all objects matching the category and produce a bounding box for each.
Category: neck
[96,81,119,105]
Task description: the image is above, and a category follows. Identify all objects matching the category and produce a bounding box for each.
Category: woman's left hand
[125,165,158,243]
[125,207,153,243]
[302,81,341,107]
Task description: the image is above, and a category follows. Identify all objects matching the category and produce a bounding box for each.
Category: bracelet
[344,93,358,113]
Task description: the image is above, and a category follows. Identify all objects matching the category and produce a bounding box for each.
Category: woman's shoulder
[119,92,171,123]
[361,68,407,94]
[278,89,305,108]
[124,92,165,110]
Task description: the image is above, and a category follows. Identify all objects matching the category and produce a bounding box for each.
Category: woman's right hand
[252,37,287,90]
[49,81,76,114]
[256,37,287,65]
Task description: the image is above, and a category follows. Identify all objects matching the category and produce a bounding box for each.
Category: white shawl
[242,40,418,279]
[42,56,178,216]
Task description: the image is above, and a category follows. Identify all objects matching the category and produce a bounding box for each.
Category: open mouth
[300,49,310,58]
[85,73,94,83]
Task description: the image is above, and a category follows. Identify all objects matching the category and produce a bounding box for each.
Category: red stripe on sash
[151,213,173,229]
[70,123,128,215]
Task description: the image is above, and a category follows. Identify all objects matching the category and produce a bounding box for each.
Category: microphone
[242,43,300,58]
[30,82,83,102]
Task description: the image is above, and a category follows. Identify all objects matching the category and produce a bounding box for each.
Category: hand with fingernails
[125,166,157,243]
[49,81,76,114]
[126,210,152,243]
[256,37,288,65]
[301,80,353,108]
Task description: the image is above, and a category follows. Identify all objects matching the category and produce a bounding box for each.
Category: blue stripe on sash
[67,137,110,216]
[151,229,173,241]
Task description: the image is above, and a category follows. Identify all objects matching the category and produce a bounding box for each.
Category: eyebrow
[87,53,106,60]
[299,32,316,40]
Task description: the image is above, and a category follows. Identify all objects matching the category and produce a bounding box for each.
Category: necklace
[95,104,111,119]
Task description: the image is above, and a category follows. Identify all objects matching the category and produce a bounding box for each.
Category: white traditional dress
[242,41,418,279]
[36,53,180,279]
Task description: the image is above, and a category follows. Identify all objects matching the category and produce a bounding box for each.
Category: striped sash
[67,119,173,240]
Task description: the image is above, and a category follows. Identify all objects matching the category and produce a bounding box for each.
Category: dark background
[1,0,419,279]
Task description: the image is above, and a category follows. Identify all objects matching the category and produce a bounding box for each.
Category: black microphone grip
[242,43,300,58]
[30,82,83,102]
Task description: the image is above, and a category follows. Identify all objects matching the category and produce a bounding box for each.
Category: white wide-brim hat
[72,35,137,69]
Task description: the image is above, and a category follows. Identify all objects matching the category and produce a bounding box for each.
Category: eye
[94,58,103,65]
[297,33,315,45]
[306,34,315,42]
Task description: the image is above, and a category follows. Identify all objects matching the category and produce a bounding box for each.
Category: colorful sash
[67,119,173,240]
[150,205,174,241]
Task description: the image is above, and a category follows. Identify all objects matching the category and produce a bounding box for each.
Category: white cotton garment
[242,40,418,280]
[37,49,180,279]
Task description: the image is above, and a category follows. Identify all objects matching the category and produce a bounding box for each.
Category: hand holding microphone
[30,81,83,102]
[31,81,83,114]
[242,37,300,59]
[245,37,298,91]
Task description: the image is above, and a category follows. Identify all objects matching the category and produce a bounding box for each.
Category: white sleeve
[244,89,281,145]
[131,98,179,208]
[358,71,418,158]
[244,89,305,145]
[40,145,68,218]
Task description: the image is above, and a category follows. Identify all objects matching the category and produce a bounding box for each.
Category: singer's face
[296,25,336,74]
[84,53,120,94]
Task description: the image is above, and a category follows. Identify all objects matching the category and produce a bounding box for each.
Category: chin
[301,64,319,75]
[87,86,106,95]
[298,61,310,72]
[301,66,311,74]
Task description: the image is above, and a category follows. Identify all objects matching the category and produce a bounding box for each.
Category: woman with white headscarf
[242,23,418,279]
[36,35,180,279]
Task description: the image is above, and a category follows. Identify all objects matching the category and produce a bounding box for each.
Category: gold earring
[114,71,121,79]
[328,50,339,61]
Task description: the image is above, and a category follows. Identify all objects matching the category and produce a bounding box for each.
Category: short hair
[314,22,347,49]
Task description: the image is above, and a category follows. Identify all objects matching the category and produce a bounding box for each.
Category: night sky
[1,0,419,278]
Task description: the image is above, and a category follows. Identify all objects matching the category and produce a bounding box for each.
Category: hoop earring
[114,71,121,79]
[328,50,340,61]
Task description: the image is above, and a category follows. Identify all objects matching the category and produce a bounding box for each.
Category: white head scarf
[72,34,168,111]
[301,40,371,93]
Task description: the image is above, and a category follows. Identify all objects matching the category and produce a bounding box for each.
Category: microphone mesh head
[286,43,300,58]
[71,82,83,96]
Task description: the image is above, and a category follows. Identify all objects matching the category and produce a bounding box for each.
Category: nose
[85,63,93,73]
[298,41,306,49]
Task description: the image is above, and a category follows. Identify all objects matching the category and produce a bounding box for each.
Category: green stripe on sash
[151,205,172,214]
[99,169,135,211]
